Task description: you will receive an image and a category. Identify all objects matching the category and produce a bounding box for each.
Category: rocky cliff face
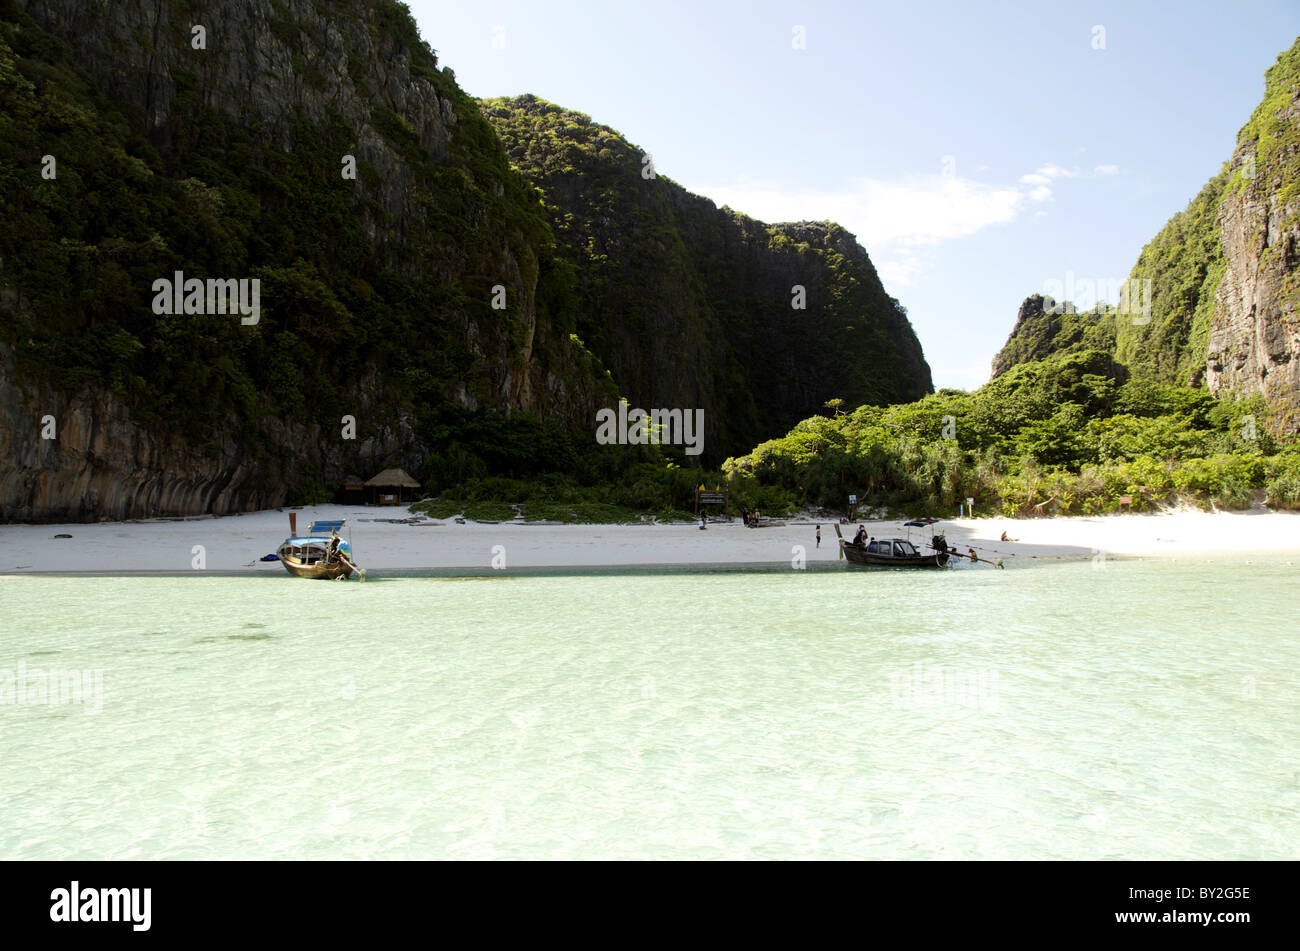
[1207,50,1300,432]
[0,0,609,520]
[0,339,423,520]
[481,95,933,459]
[989,295,1116,379]
[993,36,1300,433]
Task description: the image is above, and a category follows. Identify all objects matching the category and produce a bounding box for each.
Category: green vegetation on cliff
[0,0,608,484]
[1229,35,1300,214]
[1112,170,1228,386]
[479,95,933,462]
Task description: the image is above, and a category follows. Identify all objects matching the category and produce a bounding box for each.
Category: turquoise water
[1,556,1297,859]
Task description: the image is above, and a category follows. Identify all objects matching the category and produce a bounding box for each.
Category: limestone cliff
[992,37,1300,433]
[989,295,1117,379]
[1206,39,1300,431]
[0,0,610,520]
[481,95,933,459]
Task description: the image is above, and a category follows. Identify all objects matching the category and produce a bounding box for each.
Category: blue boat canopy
[307,520,346,534]
[282,537,351,552]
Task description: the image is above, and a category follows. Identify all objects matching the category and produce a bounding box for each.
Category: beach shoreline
[3,504,1300,573]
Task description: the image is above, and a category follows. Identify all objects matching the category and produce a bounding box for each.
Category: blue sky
[408,0,1300,391]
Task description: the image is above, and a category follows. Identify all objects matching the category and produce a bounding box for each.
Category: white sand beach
[3,504,1299,573]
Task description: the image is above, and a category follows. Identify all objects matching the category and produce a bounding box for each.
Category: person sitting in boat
[327,529,342,562]
[853,525,867,547]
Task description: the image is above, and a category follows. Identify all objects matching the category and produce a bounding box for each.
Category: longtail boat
[276,519,362,579]
[833,523,950,569]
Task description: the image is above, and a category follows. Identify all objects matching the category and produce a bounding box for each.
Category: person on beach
[699,513,707,530]
[816,525,821,548]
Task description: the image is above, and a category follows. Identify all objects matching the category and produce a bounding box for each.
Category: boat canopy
[282,536,351,552]
[307,519,346,534]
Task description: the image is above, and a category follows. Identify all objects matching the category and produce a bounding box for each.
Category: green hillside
[480,94,933,461]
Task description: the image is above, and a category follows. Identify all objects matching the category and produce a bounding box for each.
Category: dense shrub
[724,349,1295,517]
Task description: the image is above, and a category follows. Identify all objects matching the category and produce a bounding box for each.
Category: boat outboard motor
[932,533,948,554]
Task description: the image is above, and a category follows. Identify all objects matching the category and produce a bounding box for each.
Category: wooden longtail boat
[277,519,361,579]
[833,523,950,569]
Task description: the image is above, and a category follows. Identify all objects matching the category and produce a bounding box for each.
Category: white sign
[849,495,857,505]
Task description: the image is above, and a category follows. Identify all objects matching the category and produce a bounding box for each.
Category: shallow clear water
[2,556,1297,859]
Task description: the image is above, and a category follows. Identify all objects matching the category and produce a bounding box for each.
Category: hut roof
[364,468,420,488]
[342,474,365,487]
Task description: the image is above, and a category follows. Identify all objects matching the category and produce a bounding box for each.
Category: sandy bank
[3,505,1300,573]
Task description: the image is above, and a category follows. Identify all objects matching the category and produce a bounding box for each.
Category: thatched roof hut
[365,468,420,505]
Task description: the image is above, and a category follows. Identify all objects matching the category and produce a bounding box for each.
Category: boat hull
[279,558,353,580]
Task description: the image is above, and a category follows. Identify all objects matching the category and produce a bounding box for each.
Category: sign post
[695,486,729,515]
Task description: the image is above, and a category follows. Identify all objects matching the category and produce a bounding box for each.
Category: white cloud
[1094,164,1120,175]
[703,172,1035,287]
[1035,163,1079,179]
[696,157,1106,288]
[706,175,1024,252]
